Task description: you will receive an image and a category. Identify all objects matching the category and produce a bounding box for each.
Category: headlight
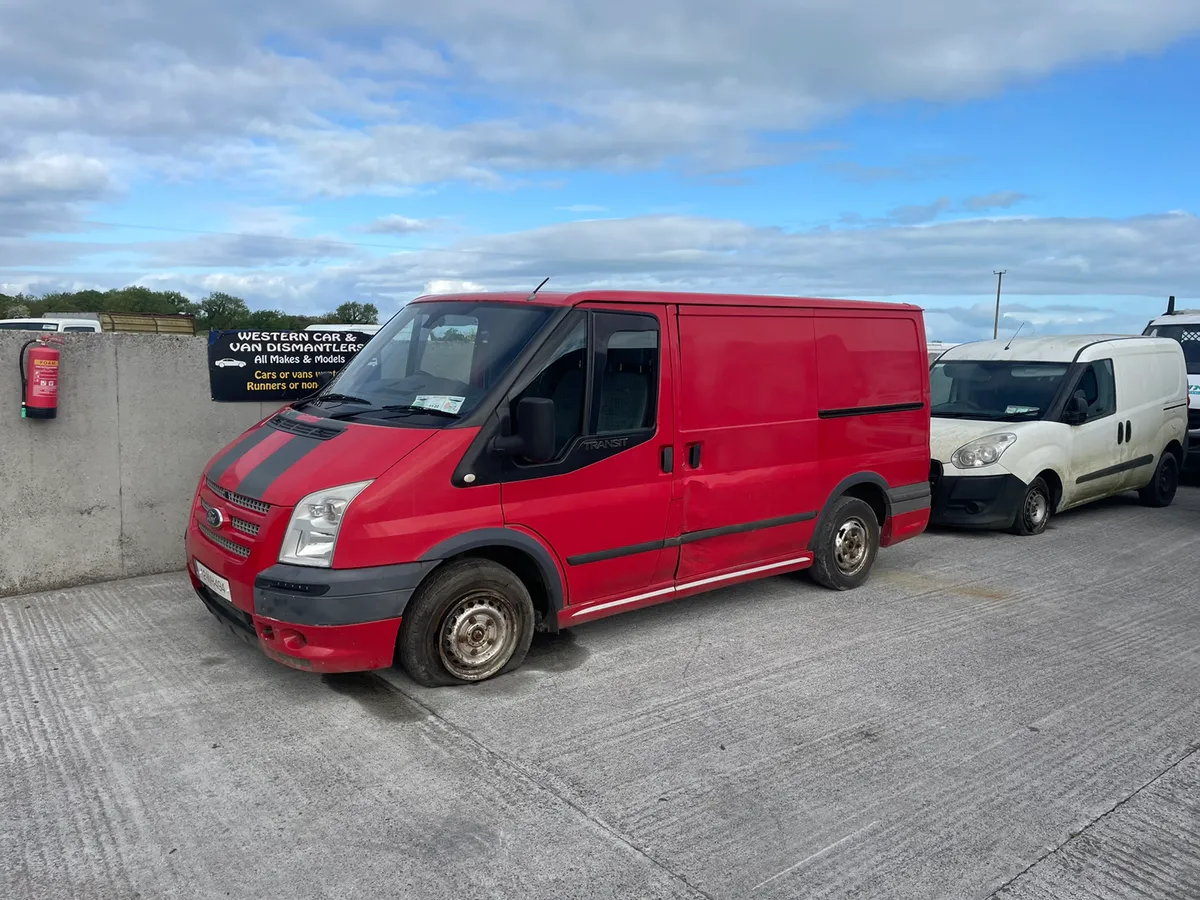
[279,480,372,568]
[951,433,1017,469]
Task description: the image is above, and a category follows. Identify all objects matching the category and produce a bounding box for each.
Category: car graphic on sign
[215,358,247,368]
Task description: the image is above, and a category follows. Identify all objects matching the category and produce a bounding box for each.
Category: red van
[186,291,931,685]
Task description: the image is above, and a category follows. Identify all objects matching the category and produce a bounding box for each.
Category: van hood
[930,416,1041,463]
[205,408,435,506]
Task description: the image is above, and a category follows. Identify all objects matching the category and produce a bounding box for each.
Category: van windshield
[931,360,1070,421]
[1143,324,1200,374]
[299,300,555,425]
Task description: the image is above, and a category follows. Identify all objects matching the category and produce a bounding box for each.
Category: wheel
[398,559,535,687]
[1138,452,1179,508]
[809,496,880,590]
[1009,476,1051,535]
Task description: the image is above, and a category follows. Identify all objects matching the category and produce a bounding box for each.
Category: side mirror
[1064,392,1088,426]
[493,397,556,463]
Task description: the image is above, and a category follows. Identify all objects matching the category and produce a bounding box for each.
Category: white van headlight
[951,433,1017,469]
[279,480,372,568]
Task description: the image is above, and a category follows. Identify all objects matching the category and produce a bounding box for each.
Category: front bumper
[928,468,1029,530]
[186,519,435,673]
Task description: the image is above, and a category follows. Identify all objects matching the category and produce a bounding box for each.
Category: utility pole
[992,270,1006,339]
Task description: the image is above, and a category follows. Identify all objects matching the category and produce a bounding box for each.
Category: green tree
[195,292,252,331]
[326,301,379,324]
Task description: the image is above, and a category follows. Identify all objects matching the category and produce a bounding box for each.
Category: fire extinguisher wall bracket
[20,336,62,420]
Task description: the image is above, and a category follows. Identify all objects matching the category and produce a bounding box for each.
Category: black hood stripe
[207,426,276,483]
[235,435,326,500]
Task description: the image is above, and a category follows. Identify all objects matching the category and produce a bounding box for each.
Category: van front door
[499,304,678,613]
[1062,359,1126,505]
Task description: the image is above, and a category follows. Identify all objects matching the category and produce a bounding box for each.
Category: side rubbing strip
[887,480,932,515]
[1076,454,1154,485]
[1164,401,1188,411]
[566,510,817,566]
[206,427,276,482]
[235,436,326,499]
[818,401,925,419]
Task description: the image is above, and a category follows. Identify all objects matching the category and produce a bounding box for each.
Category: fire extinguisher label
[32,358,59,399]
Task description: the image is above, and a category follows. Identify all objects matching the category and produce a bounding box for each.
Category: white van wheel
[1138,453,1179,508]
[1010,477,1051,536]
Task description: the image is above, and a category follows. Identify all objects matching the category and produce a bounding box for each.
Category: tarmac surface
[3,488,1199,899]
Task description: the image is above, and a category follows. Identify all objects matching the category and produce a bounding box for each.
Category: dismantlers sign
[207,329,371,402]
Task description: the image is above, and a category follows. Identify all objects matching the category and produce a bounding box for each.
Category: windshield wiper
[312,392,372,406]
[376,404,461,419]
[324,404,462,421]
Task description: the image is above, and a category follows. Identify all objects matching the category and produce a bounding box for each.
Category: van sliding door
[673,306,820,583]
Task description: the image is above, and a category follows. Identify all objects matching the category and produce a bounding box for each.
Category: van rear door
[672,305,820,582]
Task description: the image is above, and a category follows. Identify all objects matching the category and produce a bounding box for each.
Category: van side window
[512,312,588,457]
[1075,359,1116,420]
[592,315,659,435]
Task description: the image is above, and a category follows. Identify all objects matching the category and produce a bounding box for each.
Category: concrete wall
[0,332,283,597]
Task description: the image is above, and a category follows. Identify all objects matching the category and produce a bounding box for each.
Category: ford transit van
[187,290,933,685]
[929,335,1187,535]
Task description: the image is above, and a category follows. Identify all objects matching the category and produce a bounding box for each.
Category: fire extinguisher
[19,336,63,419]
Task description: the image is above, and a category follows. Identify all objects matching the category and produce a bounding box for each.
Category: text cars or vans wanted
[929,335,1187,535]
[186,290,933,684]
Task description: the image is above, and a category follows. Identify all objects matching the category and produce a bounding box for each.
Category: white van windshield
[931,360,1070,421]
[1143,324,1200,375]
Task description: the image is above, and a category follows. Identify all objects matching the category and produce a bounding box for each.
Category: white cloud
[963,191,1030,212]
[360,215,439,234]
[1,1,1198,190]
[8,211,1196,332]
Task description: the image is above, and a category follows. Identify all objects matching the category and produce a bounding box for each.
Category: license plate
[194,559,232,603]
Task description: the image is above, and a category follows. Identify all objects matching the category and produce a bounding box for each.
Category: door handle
[687,442,702,468]
[1125,420,1131,443]
[661,446,673,473]
[1117,422,1124,444]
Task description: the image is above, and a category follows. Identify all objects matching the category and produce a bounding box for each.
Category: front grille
[231,516,260,537]
[200,524,251,558]
[269,414,343,441]
[207,478,271,514]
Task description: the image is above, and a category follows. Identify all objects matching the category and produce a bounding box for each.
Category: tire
[809,496,881,591]
[1138,452,1179,508]
[398,559,535,687]
[1009,476,1052,536]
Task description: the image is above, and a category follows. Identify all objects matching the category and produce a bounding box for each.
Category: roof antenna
[1167,295,1176,315]
[527,277,550,301]
[1004,321,1027,350]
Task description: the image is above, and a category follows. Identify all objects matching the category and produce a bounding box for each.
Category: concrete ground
[3,490,1199,900]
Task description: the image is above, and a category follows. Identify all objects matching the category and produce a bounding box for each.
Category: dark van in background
[186,290,932,685]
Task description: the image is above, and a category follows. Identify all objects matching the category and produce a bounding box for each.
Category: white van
[1141,296,1200,464]
[0,316,101,333]
[928,335,1188,535]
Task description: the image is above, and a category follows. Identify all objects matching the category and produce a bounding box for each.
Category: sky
[1,1,1199,341]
